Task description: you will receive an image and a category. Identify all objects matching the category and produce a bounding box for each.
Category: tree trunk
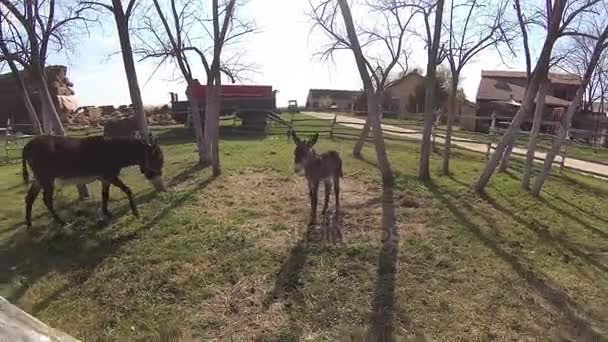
[531,24,608,196]
[187,94,206,163]
[204,83,221,175]
[113,3,149,138]
[336,0,392,180]
[39,93,53,134]
[521,79,548,189]
[353,117,371,157]
[11,66,42,134]
[531,92,581,196]
[419,72,437,181]
[368,92,394,184]
[474,0,567,192]
[419,0,445,181]
[34,64,65,135]
[442,77,458,176]
[475,42,556,192]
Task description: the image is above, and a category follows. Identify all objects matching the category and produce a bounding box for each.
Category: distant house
[383,72,426,115]
[473,70,581,132]
[384,71,477,122]
[573,101,608,145]
[305,89,361,110]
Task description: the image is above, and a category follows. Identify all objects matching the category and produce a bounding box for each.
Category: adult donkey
[289,129,343,224]
[22,133,165,227]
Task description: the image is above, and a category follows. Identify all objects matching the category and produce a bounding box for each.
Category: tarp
[0,296,80,342]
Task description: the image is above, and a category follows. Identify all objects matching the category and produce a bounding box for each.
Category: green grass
[0,117,607,340]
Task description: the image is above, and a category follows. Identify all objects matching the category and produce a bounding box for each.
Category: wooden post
[432,110,439,150]
[486,111,496,159]
[559,128,569,174]
[329,113,338,140]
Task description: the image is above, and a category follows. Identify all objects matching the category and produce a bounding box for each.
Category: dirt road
[307,112,608,178]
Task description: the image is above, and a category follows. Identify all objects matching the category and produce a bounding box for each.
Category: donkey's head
[139,133,166,192]
[289,129,318,174]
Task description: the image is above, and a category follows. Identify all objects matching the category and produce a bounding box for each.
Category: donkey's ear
[310,133,319,146]
[289,128,301,144]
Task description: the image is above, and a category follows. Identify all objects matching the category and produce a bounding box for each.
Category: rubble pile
[66,104,176,128]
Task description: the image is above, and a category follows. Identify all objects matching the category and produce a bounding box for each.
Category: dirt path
[307,112,608,178]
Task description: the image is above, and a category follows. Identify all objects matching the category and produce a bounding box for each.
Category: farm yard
[1,115,607,340]
[4,0,608,339]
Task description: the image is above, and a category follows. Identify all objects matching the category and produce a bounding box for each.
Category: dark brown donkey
[22,134,165,227]
[289,129,343,224]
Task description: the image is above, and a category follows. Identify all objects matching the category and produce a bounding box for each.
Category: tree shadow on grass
[536,195,608,240]
[368,182,401,341]
[427,182,606,340]
[546,193,608,230]
[561,174,608,199]
[261,220,319,341]
[484,193,608,277]
[0,164,214,313]
[263,222,317,309]
[27,175,216,316]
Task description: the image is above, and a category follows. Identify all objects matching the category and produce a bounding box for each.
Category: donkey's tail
[338,158,344,178]
[22,145,29,184]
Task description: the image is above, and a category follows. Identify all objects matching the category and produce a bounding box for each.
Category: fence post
[329,113,338,140]
[559,129,569,174]
[486,111,496,159]
[432,111,439,150]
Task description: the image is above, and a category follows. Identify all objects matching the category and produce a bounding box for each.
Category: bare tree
[136,0,253,174]
[532,18,608,196]
[309,0,415,183]
[81,0,149,138]
[0,14,42,133]
[441,0,512,176]
[520,76,548,188]
[0,0,94,135]
[557,34,608,111]
[496,0,535,173]
[396,0,445,181]
[136,0,204,163]
[474,0,601,193]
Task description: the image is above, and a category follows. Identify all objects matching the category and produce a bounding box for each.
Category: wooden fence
[3,112,607,179]
[315,111,607,178]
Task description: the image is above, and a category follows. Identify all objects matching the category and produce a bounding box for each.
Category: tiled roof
[476,77,571,107]
[480,70,581,86]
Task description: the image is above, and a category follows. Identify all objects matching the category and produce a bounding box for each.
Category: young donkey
[290,129,343,223]
[22,133,165,227]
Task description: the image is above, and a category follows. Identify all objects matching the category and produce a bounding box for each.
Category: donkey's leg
[41,180,64,225]
[308,180,319,224]
[109,177,139,218]
[25,182,41,228]
[322,180,331,214]
[333,176,340,213]
[101,180,112,219]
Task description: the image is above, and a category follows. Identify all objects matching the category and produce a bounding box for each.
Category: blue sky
[47,0,523,107]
